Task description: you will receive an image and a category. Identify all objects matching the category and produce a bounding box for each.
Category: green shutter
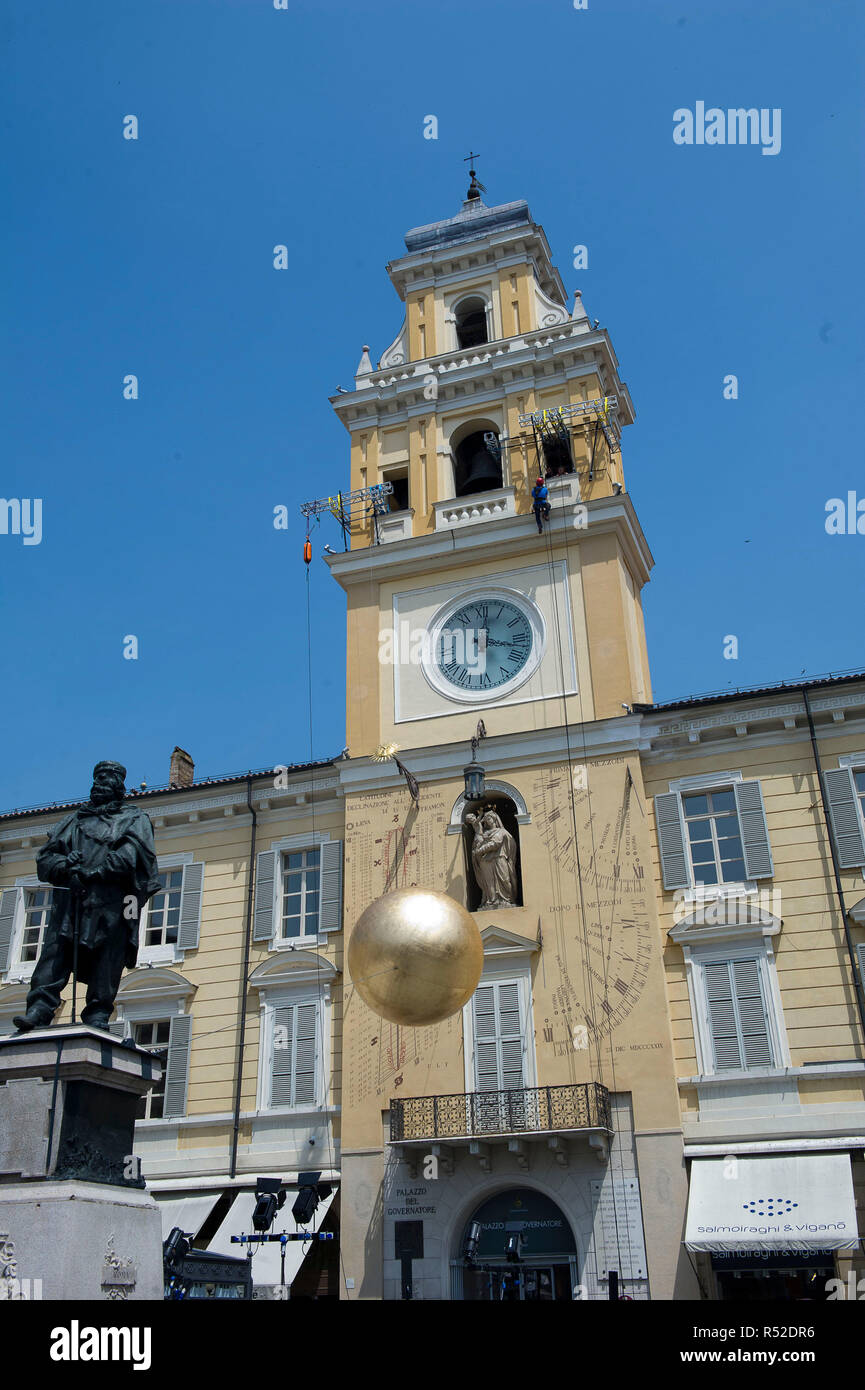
[318,841,343,933]
[734,780,774,879]
[253,850,276,942]
[824,768,865,869]
[0,889,19,973]
[163,1014,192,1117]
[177,862,204,950]
[655,792,690,889]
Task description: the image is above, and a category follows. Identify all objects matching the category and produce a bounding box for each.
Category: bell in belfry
[455,430,502,496]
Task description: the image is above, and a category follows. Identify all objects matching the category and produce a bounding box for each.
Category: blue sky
[2,0,863,810]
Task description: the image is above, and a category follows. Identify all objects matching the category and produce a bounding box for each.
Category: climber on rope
[531,476,551,534]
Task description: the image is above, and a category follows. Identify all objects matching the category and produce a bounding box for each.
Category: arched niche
[449,418,503,498]
[448,780,531,832]
[453,295,490,349]
[462,791,523,913]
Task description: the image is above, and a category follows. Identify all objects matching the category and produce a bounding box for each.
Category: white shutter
[270,1002,319,1108]
[253,851,276,942]
[163,1014,193,1117]
[705,958,773,1072]
[318,841,343,933]
[655,793,690,889]
[177,862,204,950]
[824,768,865,869]
[734,780,774,879]
[472,981,526,1092]
[0,889,19,973]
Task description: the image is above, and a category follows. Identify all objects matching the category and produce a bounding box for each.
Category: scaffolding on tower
[519,397,620,481]
[300,481,394,549]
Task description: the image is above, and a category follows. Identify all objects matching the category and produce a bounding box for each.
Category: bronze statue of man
[13,760,160,1033]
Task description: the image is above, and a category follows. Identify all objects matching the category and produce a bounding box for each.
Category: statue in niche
[13,760,160,1033]
[465,808,518,909]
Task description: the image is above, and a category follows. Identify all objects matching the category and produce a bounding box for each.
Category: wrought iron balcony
[390,1082,612,1144]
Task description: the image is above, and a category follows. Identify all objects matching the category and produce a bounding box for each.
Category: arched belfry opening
[454,296,489,349]
[463,792,523,912]
[451,421,503,498]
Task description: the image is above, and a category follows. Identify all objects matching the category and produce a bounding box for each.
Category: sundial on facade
[532,765,653,1040]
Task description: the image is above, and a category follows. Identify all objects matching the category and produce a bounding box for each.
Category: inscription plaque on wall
[590,1177,647,1281]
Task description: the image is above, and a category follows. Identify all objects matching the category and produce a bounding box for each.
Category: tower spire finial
[462,149,486,201]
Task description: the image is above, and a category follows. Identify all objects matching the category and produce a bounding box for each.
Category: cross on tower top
[463,150,486,201]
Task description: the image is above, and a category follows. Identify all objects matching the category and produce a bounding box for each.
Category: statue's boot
[82,1013,111,1030]
[12,1010,53,1034]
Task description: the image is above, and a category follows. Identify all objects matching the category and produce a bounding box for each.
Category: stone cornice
[386,217,563,302]
[641,687,865,755]
[0,775,342,845]
[331,325,632,425]
[324,491,654,590]
[337,718,647,796]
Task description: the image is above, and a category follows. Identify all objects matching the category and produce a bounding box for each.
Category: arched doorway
[455,1187,578,1301]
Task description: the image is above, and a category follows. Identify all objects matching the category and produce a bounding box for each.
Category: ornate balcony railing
[390,1082,611,1143]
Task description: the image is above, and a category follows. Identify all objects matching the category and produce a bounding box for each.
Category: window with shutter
[654,793,689,890]
[279,849,320,939]
[704,957,773,1072]
[163,1014,193,1118]
[472,981,526,1092]
[269,1001,319,1108]
[133,1019,172,1119]
[824,768,865,869]
[253,851,277,942]
[0,888,20,973]
[144,870,183,949]
[318,840,343,933]
[177,862,204,950]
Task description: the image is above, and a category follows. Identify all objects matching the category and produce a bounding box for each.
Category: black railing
[390,1082,611,1142]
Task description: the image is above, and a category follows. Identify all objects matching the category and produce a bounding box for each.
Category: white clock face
[423,589,544,703]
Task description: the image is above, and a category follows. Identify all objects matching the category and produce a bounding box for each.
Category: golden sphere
[348,888,484,1027]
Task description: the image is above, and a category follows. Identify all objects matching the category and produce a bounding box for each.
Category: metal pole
[70,891,80,1024]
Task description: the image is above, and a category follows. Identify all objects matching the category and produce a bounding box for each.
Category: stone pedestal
[0,1025,164,1300]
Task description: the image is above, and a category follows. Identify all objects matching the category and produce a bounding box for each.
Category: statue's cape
[36,802,161,972]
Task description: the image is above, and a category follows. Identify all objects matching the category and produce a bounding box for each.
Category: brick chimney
[169,746,194,788]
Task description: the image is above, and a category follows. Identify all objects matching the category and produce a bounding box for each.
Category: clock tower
[327,184,652,757]
[327,182,693,1303]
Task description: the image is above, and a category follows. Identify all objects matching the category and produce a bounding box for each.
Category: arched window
[454,296,489,349]
[463,793,523,912]
[452,426,502,497]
